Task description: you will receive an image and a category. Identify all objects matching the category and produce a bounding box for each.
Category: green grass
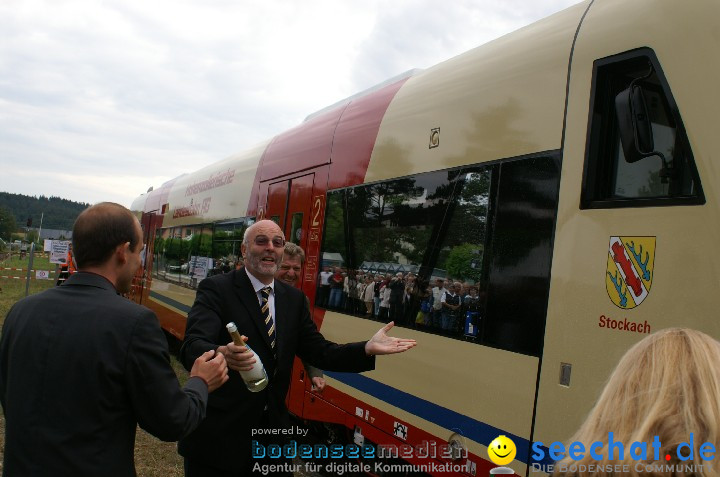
[0,252,190,477]
[0,253,56,320]
[2,253,53,270]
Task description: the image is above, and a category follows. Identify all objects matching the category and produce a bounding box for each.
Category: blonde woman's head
[554,328,720,477]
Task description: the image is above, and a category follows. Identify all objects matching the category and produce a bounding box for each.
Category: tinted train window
[481,157,560,355]
[581,48,704,208]
[153,225,211,288]
[318,155,560,357]
[317,172,452,310]
[212,218,250,275]
[151,218,252,289]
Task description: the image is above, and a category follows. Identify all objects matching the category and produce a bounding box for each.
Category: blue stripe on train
[149,291,192,313]
[325,371,532,464]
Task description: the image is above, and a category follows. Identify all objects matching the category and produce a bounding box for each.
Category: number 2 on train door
[310,195,324,242]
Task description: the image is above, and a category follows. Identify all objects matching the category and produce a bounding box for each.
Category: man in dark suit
[0,202,229,477]
[179,219,416,476]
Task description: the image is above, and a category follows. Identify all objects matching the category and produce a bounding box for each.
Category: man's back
[0,272,207,477]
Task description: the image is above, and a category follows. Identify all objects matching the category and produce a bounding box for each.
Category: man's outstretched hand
[365,322,417,356]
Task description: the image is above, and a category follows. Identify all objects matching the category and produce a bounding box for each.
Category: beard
[245,251,280,279]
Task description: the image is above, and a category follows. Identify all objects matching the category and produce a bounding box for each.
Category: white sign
[50,241,70,264]
[44,239,53,252]
[189,256,211,280]
[35,270,50,280]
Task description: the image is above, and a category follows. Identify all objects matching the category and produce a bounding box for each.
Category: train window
[289,212,303,244]
[152,225,213,288]
[317,172,452,311]
[318,155,560,357]
[581,48,704,208]
[154,227,190,284]
[152,227,173,281]
[211,218,250,275]
[316,192,347,308]
[479,157,560,356]
[149,218,251,290]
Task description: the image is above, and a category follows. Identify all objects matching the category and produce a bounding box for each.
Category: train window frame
[580,48,704,209]
[316,153,561,357]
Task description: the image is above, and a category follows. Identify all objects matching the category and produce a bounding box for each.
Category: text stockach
[598,314,650,333]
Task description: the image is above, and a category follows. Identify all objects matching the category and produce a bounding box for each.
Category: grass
[0,253,56,320]
[0,252,189,476]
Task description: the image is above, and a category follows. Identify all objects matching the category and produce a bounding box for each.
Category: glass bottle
[226,322,269,392]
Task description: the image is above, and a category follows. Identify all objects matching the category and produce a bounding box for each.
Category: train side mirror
[615,82,654,163]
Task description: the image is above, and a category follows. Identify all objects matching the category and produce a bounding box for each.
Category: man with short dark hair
[0,202,229,477]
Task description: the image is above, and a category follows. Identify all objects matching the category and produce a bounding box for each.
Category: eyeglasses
[254,235,285,248]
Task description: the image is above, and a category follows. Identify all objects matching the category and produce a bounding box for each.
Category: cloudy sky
[0,0,582,207]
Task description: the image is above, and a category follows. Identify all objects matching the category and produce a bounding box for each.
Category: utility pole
[25,217,31,243]
[25,242,35,297]
[38,212,44,244]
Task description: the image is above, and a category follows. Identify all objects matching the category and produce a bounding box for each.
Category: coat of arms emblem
[606,236,655,309]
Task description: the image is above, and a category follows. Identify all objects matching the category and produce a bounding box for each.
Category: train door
[259,168,329,416]
[265,173,314,285]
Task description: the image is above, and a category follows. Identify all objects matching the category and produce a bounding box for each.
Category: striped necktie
[261,286,276,350]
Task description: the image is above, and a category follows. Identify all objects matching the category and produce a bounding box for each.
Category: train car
[129,0,720,475]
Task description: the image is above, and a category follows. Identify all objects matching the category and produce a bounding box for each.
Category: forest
[0,192,90,232]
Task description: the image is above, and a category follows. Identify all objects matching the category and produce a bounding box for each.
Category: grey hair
[283,242,305,264]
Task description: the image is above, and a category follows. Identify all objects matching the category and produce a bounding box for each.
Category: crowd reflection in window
[317,168,492,340]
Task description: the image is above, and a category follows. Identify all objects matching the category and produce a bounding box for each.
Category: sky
[0,0,583,207]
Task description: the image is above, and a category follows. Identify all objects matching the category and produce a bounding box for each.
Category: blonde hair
[555,328,720,477]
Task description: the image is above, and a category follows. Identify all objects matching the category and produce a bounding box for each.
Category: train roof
[132,1,590,223]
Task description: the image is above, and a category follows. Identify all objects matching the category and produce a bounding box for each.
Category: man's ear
[115,242,131,264]
[240,242,247,260]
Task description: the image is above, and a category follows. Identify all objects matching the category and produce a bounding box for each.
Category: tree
[0,206,17,240]
[189,233,212,257]
[444,243,484,283]
[154,235,165,256]
[164,237,190,264]
[346,178,429,266]
[0,192,90,230]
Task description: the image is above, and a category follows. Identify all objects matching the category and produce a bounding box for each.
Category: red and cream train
[130,0,720,474]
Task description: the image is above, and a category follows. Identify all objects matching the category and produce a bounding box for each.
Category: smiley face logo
[488,435,516,466]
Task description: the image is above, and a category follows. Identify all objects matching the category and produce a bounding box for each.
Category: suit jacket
[0,272,209,477]
[178,268,375,470]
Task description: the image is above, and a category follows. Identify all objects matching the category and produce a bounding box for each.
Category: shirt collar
[246,269,275,294]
